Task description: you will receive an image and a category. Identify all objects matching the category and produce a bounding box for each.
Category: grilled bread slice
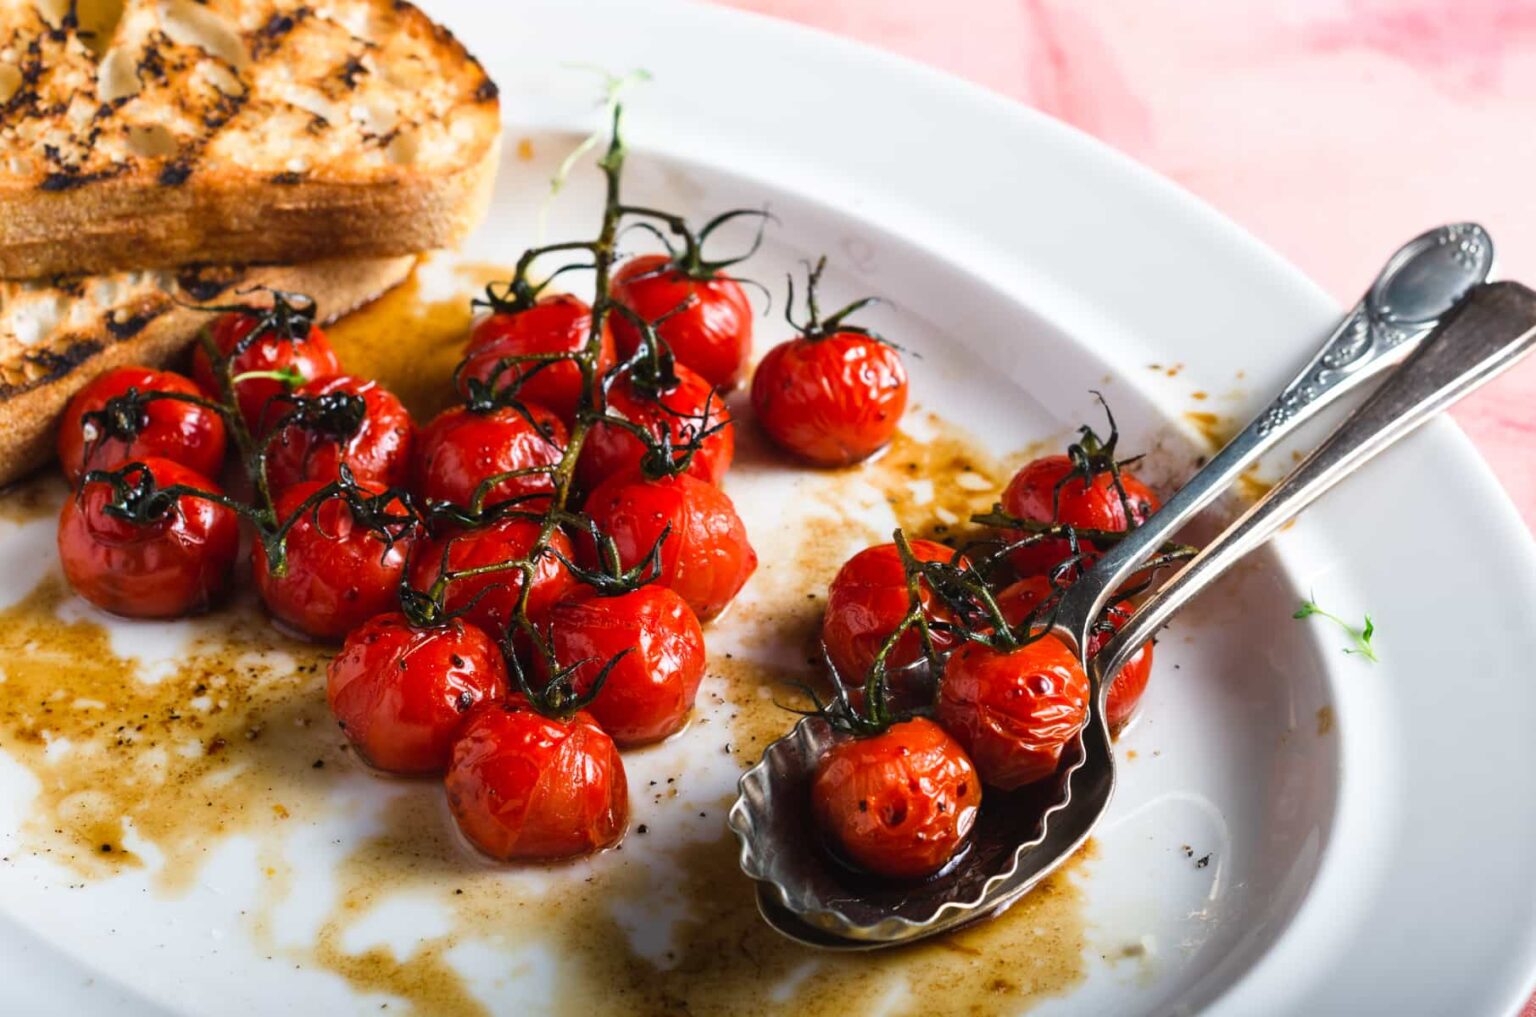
[0,0,499,279]
[0,253,413,483]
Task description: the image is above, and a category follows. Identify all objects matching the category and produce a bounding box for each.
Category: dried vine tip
[785,255,890,344]
[0,0,500,279]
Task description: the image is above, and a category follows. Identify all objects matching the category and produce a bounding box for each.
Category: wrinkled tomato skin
[937,638,1090,790]
[413,403,567,513]
[811,718,981,880]
[575,362,733,490]
[543,585,706,747]
[610,254,754,391]
[459,294,615,426]
[582,471,756,622]
[192,311,342,430]
[57,458,239,619]
[57,367,227,485]
[445,701,628,861]
[263,375,415,493]
[1000,455,1160,576]
[327,613,508,775]
[750,332,908,467]
[995,576,1153,733]
[821,540,967,688]
[253,482,418,641]
[407,518,576,637]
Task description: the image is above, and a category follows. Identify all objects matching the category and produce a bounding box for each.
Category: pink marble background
[709,0,1536,536]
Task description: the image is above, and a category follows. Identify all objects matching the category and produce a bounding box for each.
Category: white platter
[3,1,1536,1014]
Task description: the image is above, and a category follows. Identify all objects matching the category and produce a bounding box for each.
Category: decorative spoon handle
[1098,281,1536,678]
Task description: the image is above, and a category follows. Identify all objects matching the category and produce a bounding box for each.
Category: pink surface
[709,0,1536,535]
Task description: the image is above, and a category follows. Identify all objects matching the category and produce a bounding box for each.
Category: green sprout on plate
[1294,595,1378,663]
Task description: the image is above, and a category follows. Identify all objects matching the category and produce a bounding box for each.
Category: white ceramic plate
[4,2,1536,1014]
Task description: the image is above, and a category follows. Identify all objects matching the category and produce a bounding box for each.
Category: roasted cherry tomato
[582,471,756,622]
[327,612,508,775]
[445,700,628,860]
[575,361,733,490]
[253,482,418,641]
[57,457,238,619]
[414,402,567,513]
[57,366,227,485]
[262,375,415,493]
[995,576,1153,733]
[751,332,907,467]
[610,253,753,391]
[811,717,981,880]
[937,637,1090,790]
[192,309,342,429]
[822,540,968,687]
[458,294,615,426]
[1000,454,1159,576]
[542,585,706,747]
[408,518,576,637]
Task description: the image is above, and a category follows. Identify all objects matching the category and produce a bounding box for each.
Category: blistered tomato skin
[57,367,227,485]
[192,311,342,430]
[995,576,1153,732]
[544,585,706,747]
[327,613,508,775]
[57,458,239,619]
[445,701,629,861]
[413,402,567,513]
[582,471,756,622]
[262,375,415,493]
[575,361,734,490]
[407,518,576,637]
[811,717,981,880]
[610,254,754,391]
[751,332,908,467]
[937,637,1091,790]
[1000,455,1160,576]
[253,482,417,641]
[821,540,967,687]
[458,294,616,425]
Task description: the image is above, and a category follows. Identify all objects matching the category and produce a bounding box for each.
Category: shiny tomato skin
[543,585,706,747]
[610,254,754,391]
[253,482,418,641]
[937,637,1090,790]
[811,717,981,880]
[750,332,908,467]
[582,471,756,622]
[192,311,342,430]
[327,612,508,775]
[263,375,415,494]
[57,367,227,485]
[821,540,967,688]
[1000,454,1160,576]
[576,361,734,491]
[445,701,628,860]
[57,457,238,619]
[459,294,615,425]
[413,403,567,513]
[408,518,576,637]
[994,576,1153,732]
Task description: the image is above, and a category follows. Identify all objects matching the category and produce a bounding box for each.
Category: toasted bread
[0,0,499,279]
[0,253,413,483]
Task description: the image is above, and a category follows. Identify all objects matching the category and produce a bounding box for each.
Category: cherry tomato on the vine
[57,367,227,485]
[937,637,1090,790]
[575,361,733,491]
[610,253,754,391]
[262,375,415,494]
[327,612,508,775]
[1000,454,1159,577]
[459,294,615,426]
[253,481,418,641]
[751,332,907,467]
[542,585,706,747]
[445,700,628,861]
[414,402,567,514]
[408,517,576,637]
[57,457,239,619]
[582,470,756,622]
[811,717,981,880]
[192,310,342,430]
